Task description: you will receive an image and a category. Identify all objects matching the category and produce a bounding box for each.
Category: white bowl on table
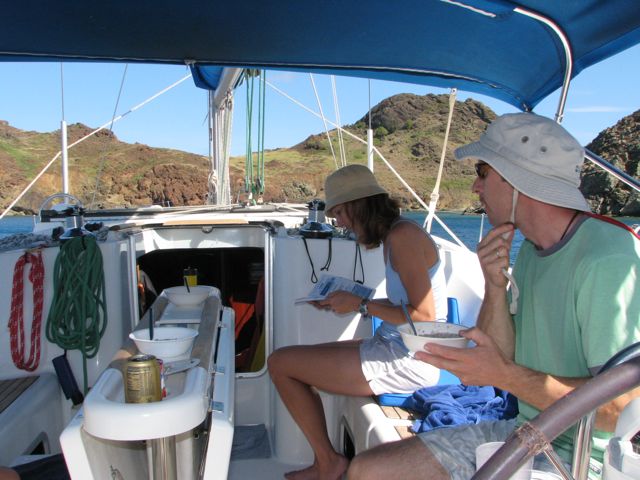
[163,285,212,306]
[129,326,198,359]
[397,322,469,352]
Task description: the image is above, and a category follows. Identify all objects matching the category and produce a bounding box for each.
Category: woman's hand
[315,291,361,315]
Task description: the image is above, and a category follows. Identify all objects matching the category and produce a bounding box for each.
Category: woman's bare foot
[285,465,318,480]
[284,454,349,480]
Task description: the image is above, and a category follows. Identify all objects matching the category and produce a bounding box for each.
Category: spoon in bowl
[183,276,191,293]
[400,300,418,335]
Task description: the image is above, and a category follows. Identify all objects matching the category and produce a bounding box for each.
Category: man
[347,113,640,480]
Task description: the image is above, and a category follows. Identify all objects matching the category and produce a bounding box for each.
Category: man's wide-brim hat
[324,164,388,214]
[454,113,590,212]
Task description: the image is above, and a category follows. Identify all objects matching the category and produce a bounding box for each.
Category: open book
[295,274,375,304]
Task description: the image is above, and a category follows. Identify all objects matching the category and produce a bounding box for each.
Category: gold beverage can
[124,354,162,403]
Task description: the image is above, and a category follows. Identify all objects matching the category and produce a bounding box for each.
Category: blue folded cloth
[406,384,518,433]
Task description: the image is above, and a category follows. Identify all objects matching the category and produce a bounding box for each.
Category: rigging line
[1,151,60,220]
[1,73,192,220]
[268,80,374,147]
[372,144,466,248]
[265,80,467,248]
[89,64,129,209]
[425,88,457,232]
[309,74,339,170]
[330,76,346,167]
[268,80,370,147]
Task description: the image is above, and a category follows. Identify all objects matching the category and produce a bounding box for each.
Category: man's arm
[475,223,516,358]
[417,328,640,432]
[500,360,640,432]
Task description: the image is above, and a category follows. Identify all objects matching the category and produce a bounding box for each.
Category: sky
[0,43,639,162]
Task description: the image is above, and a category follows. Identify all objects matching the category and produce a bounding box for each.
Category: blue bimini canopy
[2,0,640,110]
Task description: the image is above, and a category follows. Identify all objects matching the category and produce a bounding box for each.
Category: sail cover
[2,0,640,109]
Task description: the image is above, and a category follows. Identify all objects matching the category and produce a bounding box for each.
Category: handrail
[512,6,639,196]
[472,354,640,480]
[513,7,573,123]
[585,149,640,193]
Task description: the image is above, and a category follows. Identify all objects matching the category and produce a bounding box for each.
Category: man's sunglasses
[475,162,491,179]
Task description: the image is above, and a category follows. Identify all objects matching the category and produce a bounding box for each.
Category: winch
[604,398,640,479]
[299,199,334,239]
[38,193,98,241]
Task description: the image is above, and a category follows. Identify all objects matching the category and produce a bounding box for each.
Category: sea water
[0,216,35,239]
[406,211,525,263]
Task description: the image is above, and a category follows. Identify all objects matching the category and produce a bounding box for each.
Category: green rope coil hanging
[46,235,108,394]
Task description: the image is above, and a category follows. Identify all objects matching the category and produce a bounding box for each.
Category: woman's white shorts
[359,334,440,395]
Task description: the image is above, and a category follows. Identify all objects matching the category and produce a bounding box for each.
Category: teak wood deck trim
[0,376,39,414]
[378,402,419,439]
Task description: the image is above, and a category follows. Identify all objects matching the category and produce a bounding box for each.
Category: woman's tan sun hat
[324,164,388,214]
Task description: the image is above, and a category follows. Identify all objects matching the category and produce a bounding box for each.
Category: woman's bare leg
[268,341,372,480]
[0,468,19,480]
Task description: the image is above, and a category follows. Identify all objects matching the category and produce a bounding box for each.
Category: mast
[61,120,69,195]
[60,63,70,197]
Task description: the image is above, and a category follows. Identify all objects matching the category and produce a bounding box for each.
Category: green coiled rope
[46,235,108,394]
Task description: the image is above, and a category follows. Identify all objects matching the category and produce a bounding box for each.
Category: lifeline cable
[46,235,107,394]
[9,250,45,372]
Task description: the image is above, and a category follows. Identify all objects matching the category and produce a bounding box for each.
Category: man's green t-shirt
[512,217,640,464]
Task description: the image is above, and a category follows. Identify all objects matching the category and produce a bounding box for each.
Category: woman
[267,164,448,480]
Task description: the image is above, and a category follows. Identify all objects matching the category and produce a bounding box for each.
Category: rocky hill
[581,110,640,215]
[0,94,638,216]
[0,121,211,212]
